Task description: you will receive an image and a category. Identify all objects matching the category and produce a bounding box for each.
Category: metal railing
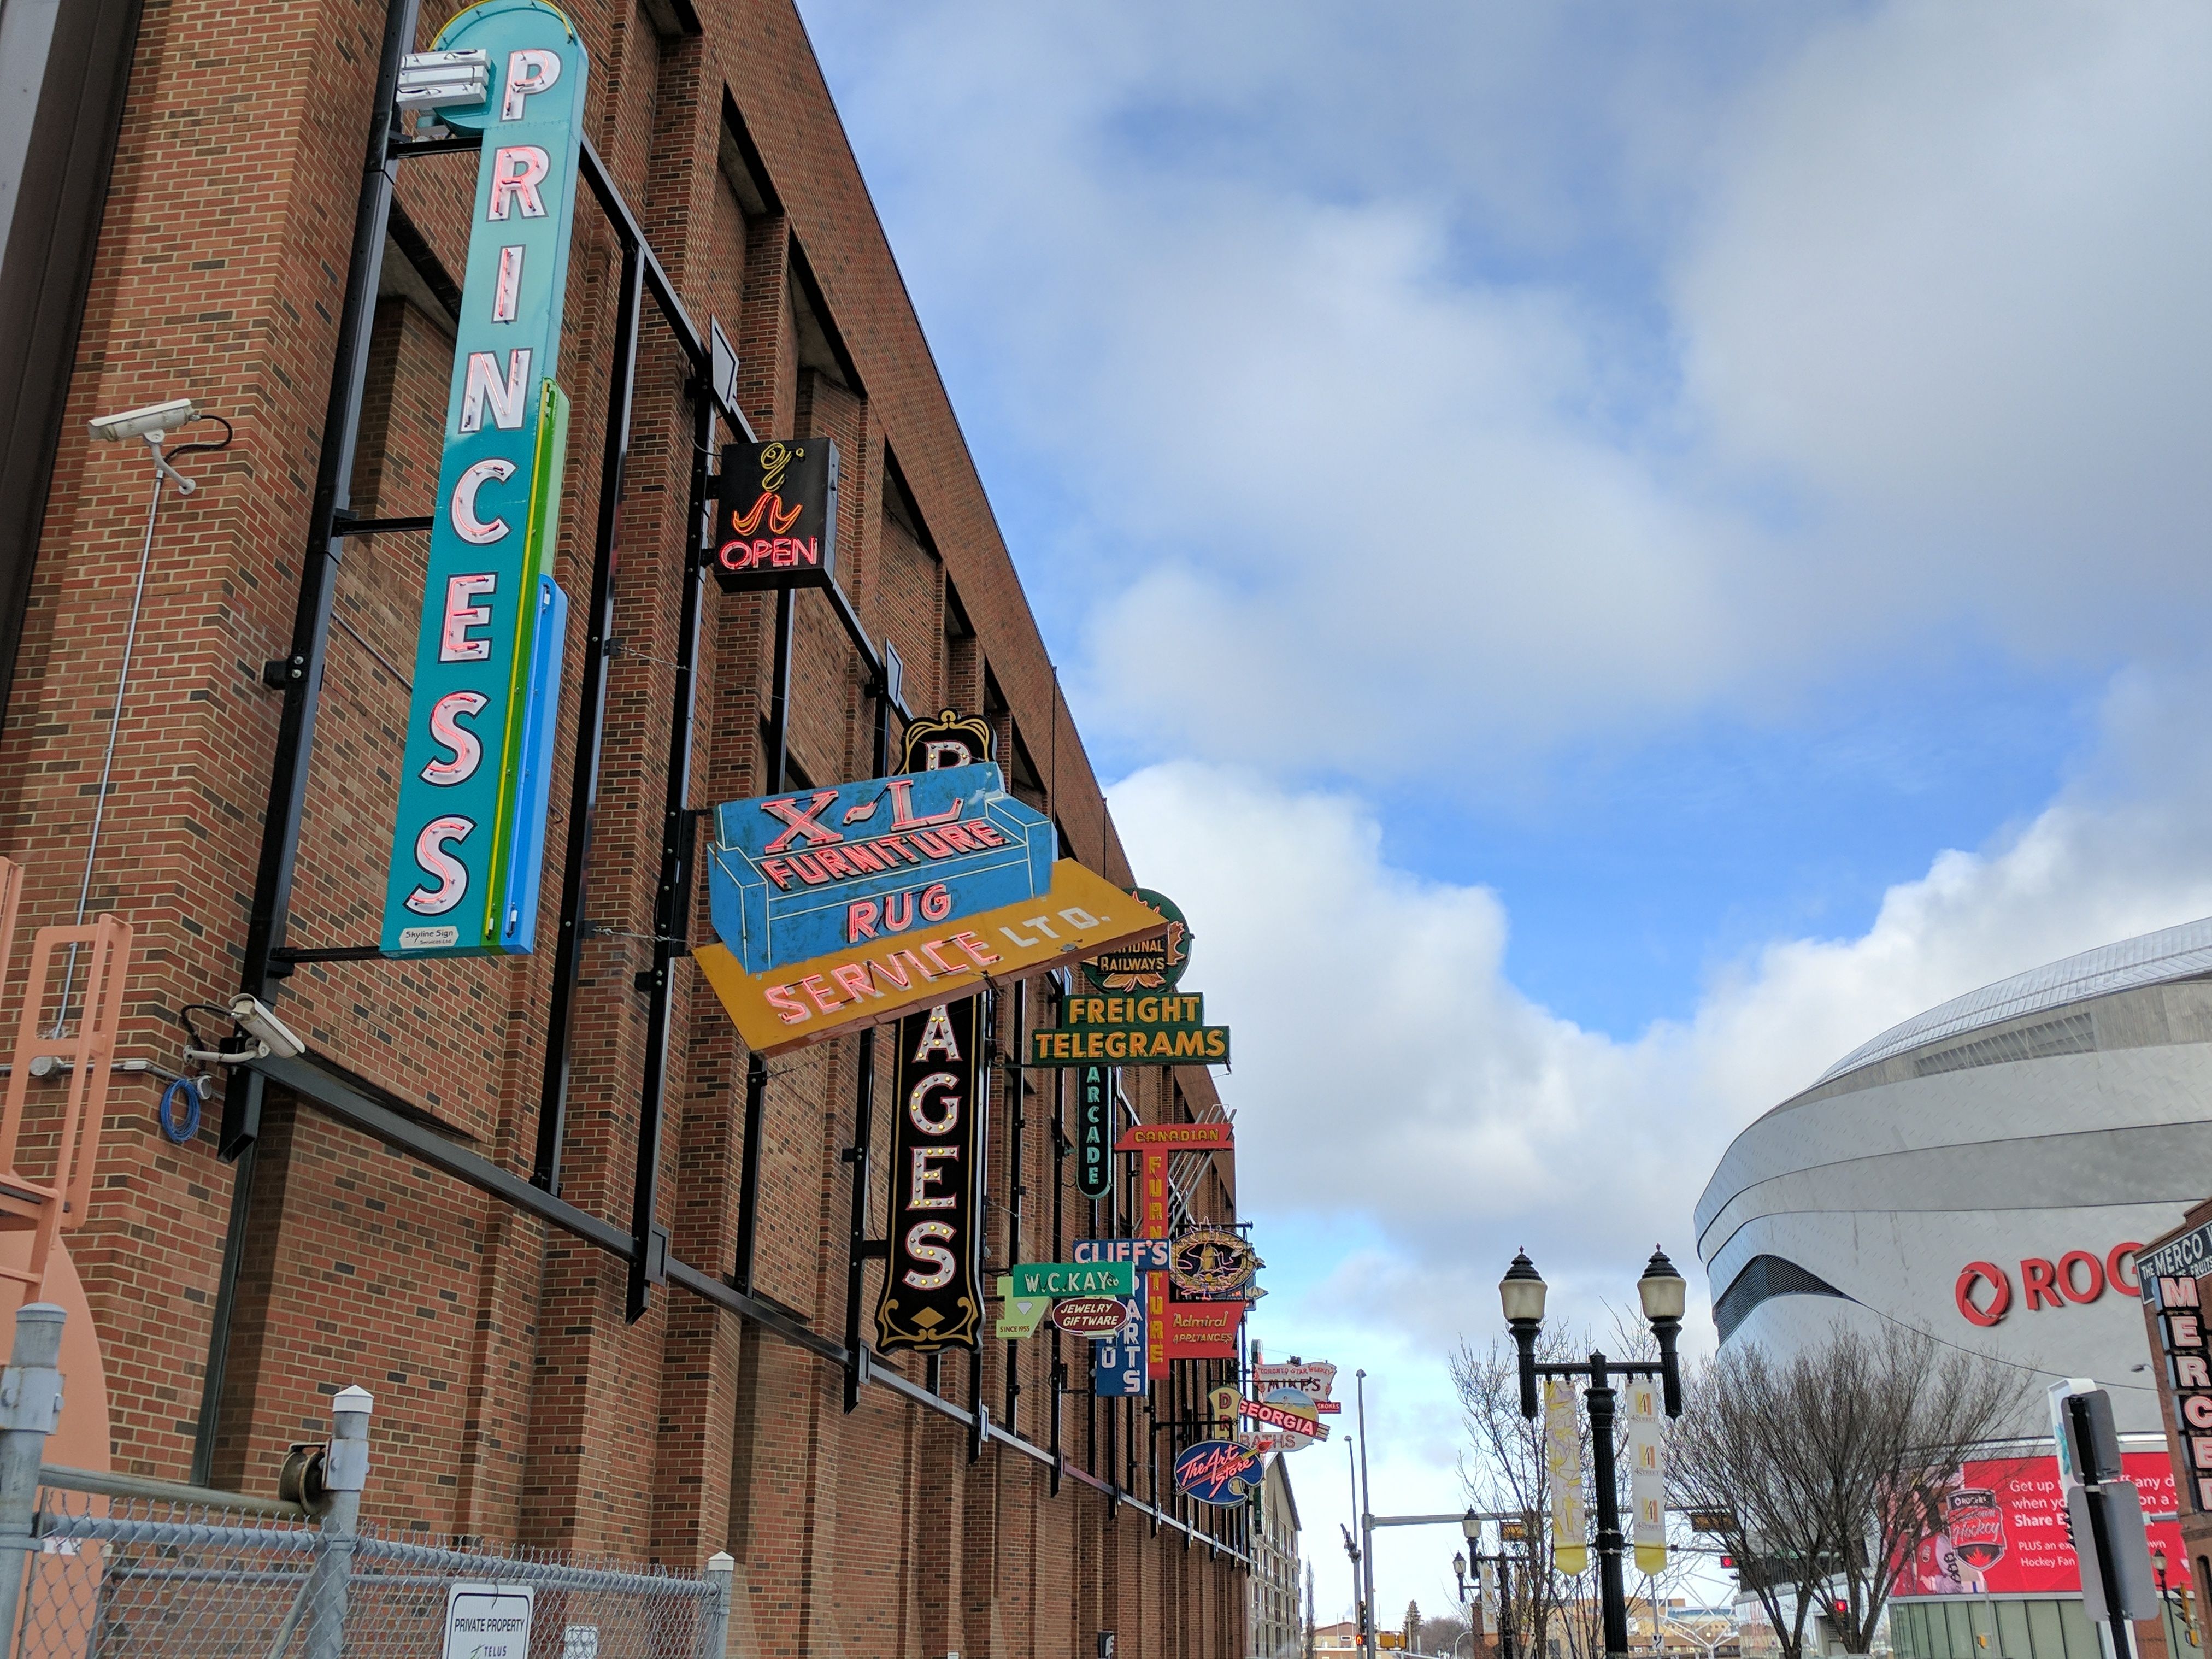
[0,1304,733,1659]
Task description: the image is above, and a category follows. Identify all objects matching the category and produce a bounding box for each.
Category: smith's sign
[707,762,1055,975]
[382,0,584,956]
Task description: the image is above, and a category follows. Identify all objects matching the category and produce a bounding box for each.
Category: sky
[793,0,2212,1627]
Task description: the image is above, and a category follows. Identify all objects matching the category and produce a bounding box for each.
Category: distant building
[1251,1452,1306,1657]
[1698,920,2212,1659]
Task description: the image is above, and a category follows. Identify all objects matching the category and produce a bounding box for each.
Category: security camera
[229,993,307,1060]
[89,397,200,443]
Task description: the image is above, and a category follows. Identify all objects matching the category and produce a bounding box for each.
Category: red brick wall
[0,0,1246,1651]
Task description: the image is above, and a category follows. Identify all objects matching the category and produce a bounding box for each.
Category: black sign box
[713,438,839,591]
[874,996,986,1352]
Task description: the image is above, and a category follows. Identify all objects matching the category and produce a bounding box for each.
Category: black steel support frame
[190,0,1248,1561]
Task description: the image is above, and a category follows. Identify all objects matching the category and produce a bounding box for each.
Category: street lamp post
[1499,1247,1687,1659]
[1463,1507,1518,1659]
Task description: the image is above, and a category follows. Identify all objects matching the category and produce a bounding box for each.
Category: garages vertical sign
[383,0,584,956]
[875,991,984,1351]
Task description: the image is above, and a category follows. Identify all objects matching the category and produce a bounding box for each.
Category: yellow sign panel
[695,860,1166,1054]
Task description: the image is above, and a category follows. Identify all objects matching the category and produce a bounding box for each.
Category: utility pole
[1359,1370,1378,1659]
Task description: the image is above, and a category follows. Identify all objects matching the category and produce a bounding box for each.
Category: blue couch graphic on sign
[707,761,1057,976]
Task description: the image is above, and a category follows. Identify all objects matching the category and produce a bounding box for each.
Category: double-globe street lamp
[1499,1248,1689,1659]
[1456,1508,1519,1659]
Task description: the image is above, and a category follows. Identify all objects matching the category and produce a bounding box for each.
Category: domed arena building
[1697,920,2212,1659]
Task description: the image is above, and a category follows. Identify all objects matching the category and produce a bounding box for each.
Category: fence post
[702,1552,733,1659]
[304,1386,374,1659]
[0,1304,67,1654]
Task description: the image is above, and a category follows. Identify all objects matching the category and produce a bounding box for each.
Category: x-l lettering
[760,790,843,851]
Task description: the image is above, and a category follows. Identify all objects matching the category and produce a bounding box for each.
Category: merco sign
[1954,1243,2141,1328]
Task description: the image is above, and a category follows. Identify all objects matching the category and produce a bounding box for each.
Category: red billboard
[1904,1453,2191,1597]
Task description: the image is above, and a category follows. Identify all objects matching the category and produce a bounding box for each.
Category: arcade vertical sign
[383,0,584,956]
[1076,1064,1114,1201]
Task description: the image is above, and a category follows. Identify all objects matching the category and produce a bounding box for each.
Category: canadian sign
[1085,889,1191,992]
[693,862,1167,1054]
[1053,1296,1135,1338]
[1174,1439,1260,1507]
[382,0,585,957]
[713,438,838,590]
[707,762,1056,975]
[1116,1122,1233,1150]
[1009,1261,1136,1299]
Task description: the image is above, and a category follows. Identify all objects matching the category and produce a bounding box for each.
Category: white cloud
[1116,668,2212,1315]
[807,0,2212,778]
[1112,666,2212,1619]
[1676,0,2212,651]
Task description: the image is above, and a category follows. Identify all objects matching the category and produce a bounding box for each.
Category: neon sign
[381,0,584,956]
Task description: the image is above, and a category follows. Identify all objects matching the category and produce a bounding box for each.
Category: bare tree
[1669,1325,2028,1659]
[1455,1320,1663,1659]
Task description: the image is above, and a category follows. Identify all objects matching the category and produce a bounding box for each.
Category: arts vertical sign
[382,0,584,956]
[875,997,985,1351]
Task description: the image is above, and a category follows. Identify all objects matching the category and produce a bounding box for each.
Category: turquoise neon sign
[382,0,586,956]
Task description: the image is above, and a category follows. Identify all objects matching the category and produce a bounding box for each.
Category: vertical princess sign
[382,0,584,957]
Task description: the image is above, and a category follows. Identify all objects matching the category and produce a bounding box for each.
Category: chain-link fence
[15,1488,728,1659]
[0,1306,732,1659]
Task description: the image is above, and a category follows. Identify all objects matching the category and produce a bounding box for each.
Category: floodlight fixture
[229,993,307,1060]
[89,398,199,443]
[397,49,490,111]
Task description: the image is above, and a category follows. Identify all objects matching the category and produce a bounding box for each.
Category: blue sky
[796,0,2212,1622]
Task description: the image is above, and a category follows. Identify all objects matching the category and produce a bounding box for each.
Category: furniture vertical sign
[383,0,584,957]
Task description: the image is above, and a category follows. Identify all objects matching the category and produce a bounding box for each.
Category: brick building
[0,0,1251,1653]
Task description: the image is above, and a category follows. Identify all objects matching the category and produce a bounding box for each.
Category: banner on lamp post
[1546,1379,1588,1575]
[1627,1378,1668,1574]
